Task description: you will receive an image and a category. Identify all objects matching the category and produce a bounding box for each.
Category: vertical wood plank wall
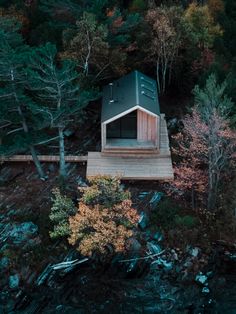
[137,110,157,144]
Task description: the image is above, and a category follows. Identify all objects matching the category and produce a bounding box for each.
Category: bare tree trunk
[17,105,46,179]
[29,145,46,179]
[58,127,66,179]
[162,61,167,95]
[156,61,161,94]
[191,185,195,211]
[207,167,219,211]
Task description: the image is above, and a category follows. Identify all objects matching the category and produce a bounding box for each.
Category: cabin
[86,70,174,180]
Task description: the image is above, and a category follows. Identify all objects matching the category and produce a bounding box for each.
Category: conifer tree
[27,43,97,179]
[0,17,46,179]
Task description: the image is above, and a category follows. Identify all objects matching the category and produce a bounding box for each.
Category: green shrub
[174,215,198,228]
[49,188,77,239]
[150,198,180,229]
[81,176,130,208]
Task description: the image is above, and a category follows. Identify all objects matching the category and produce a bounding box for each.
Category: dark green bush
[150,198,180,229]
[49,188,77,239]
[174,215,198,228]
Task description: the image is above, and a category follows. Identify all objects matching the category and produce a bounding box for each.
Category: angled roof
[101,70,160,123]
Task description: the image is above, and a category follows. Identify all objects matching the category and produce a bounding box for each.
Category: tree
[169,75,236,211]
[61,12,109,78]
[61,8,140,81]
[145,6,184,94]
[27,43,97,179]
[207,0,224,18]
[193,74,235,210]
[184,2,222,50]
[0,17,46,179]
[68,176,139,257]
[49,188,77,238]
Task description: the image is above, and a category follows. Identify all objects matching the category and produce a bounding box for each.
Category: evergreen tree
[0,17,46,179]
[27,43,97,179]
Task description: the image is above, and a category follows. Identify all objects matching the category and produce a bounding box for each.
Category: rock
[183,258,193,268]
[202,287,210,294]
[138,191,149,200]
[0,222,40,250]
[0,167,23,185]
[147,242,162,255]
[76,175,87,187]
[149,192,164,209]
[64,128,75,137]
[190,247,200,258]
[127,238,142,253]
[126,259,138,274]
[153,258,173,270]
[206,271,214,279]
[144,230,152,241]
[171,249,178,261]
[195,272,208,285]
[153,231,164,242]
[138,211,149,230]
[0,257,10,269]
[9,222,38,245]
[9,274,20,289]
[48,164,55,173]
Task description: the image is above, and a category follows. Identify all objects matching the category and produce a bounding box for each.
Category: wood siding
[137,110,157,144]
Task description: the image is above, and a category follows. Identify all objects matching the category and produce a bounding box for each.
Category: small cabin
[101,71,160,154]
[86,71,173,180]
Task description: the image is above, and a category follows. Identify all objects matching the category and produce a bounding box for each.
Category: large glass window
[107,110,137,139]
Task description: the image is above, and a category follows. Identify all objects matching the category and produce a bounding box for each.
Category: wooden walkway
[0,155,87,163]
[159,113,171,156]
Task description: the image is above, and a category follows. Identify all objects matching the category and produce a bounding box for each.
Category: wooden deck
[86,152,173,180]
[87,114,173,180]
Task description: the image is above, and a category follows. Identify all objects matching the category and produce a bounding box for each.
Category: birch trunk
[156,61,161,94]
[58,127,66,178]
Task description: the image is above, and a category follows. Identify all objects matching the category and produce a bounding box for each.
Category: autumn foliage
[169,95,236,210]
[68,176,139,257]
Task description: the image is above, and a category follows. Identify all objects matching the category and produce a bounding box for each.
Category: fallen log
[51,258,89,270]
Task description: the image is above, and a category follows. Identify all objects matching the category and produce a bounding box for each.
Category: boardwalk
[0,155,87,163]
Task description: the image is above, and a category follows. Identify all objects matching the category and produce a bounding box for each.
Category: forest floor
[1,162,236,313]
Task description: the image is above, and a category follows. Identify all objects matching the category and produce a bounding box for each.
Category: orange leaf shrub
[68,176,139,257]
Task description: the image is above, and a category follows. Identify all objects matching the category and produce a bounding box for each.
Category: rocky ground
[0,163,236,313]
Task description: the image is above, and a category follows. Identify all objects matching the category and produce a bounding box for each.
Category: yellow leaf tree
[68,176,139,257]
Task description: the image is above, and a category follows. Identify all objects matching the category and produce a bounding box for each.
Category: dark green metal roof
[101,70,160,123]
